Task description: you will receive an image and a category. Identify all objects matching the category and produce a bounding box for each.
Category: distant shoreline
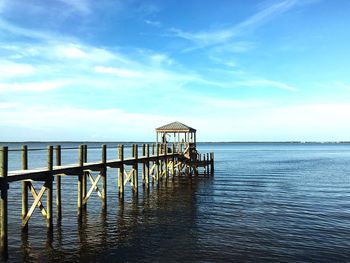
[1,141,350,144]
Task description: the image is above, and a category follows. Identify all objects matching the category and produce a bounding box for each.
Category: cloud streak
[58,0,91,15]
[0,81,69,92]
[0,60,35,77]
[169,0,300,47]
[237,79,299,92]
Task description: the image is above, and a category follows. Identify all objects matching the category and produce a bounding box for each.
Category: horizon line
[1,141,350,144]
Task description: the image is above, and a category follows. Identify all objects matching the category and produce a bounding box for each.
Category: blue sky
[0,0,350,141]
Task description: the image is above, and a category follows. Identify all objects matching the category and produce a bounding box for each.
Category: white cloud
[1,100,350,141]
[0,17,66,41]
[0,81,69,92]
[333,81,350,90]
[0,61,35,77]
[145,20,162,27]
[192,103,350,141]
[239,0,297,29]
[0,102,20,109]
[94,66,145,78]
[52,43,120,63]
[169,0,304,47]
[55,44,87,59]
[149,53,173,66]
[58,0,90,15]
[170,27,236,46]
[237,79,299,92]
[0,104,171,141]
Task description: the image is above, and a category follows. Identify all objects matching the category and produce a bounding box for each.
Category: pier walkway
[0,122,214,260]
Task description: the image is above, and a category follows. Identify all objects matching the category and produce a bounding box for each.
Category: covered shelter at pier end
[155,121,197,146]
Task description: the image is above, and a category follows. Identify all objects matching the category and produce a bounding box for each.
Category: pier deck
[0,143,214,260]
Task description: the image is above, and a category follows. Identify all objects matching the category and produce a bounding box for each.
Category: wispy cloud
[237,79,299,92]
[94,66,145,78]
[0,102,21,110]
[0,104,172,140]
[239,0,297,29]
[145,20,162,27]
[0,60,35,77]
[0,81,69,92]
[58,0,91,15]
[52,43,120,63]
[0,17,74,42]
[169,0,301,47]
[333,81,350,90]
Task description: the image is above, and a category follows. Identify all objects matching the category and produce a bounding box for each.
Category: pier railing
[0,143,214,260]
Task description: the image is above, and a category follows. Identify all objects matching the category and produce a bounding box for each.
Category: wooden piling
[151,144,155,183]
[118,145,124,197]
[46,146,53,231]
[159,144,163,180]
[172,144,175,179]
[145,144,149,187]
[55,145,62,220]
[101,144,107,209]
[133,144,138,192]
[0,133,214,261]
[142,144,145,184]
[164,143,168,180]
[78,145,84,220]
[206,153,210,175]
[156,144,160,184]
[0,147,8,261]
[82,145,87,210]
[21,145,28,232]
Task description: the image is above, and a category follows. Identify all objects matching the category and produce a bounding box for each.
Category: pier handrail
[0,143,214,260]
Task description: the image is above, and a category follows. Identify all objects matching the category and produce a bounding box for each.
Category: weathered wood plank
[101,144,107,209]
[21,145,28,232]
[47,146,53,230]
[118,145,124,197]
[0,147,8,261]
[55,145,62,220]
[22,185,46,227]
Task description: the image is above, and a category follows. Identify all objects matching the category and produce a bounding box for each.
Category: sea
[1,142,350,262]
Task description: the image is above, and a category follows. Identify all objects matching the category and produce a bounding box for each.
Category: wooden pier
[0,122,214,260]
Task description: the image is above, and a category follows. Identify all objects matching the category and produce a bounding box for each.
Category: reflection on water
[3,143,350,262]
[8,174,206,263]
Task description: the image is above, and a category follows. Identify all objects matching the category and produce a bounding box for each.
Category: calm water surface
[2,142,350,262]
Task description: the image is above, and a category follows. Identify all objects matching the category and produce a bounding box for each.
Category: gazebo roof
[156,121,196,133]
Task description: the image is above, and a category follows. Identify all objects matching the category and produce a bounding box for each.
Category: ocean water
[1,142,350,262]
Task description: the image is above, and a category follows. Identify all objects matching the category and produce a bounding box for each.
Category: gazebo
[155,121,197,146]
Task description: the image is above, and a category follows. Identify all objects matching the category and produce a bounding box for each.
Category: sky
[0,0,350,142]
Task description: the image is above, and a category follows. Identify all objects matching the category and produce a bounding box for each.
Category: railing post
[0,147,8,261]
[142,144,145,184]
[118,145,124,198]
[146,144,149,187]
[159,144,163,180]
[82,145,87,210]
[101,144,107,209]
[164,143,168,180]
[21,145,28,232]
[46,146,53,231]
[55,145,62,220]
[78,145,84,221]
[133,144,138,192]
[172,144,175,180]
[156,144,160,185]
[151,144,155,183]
